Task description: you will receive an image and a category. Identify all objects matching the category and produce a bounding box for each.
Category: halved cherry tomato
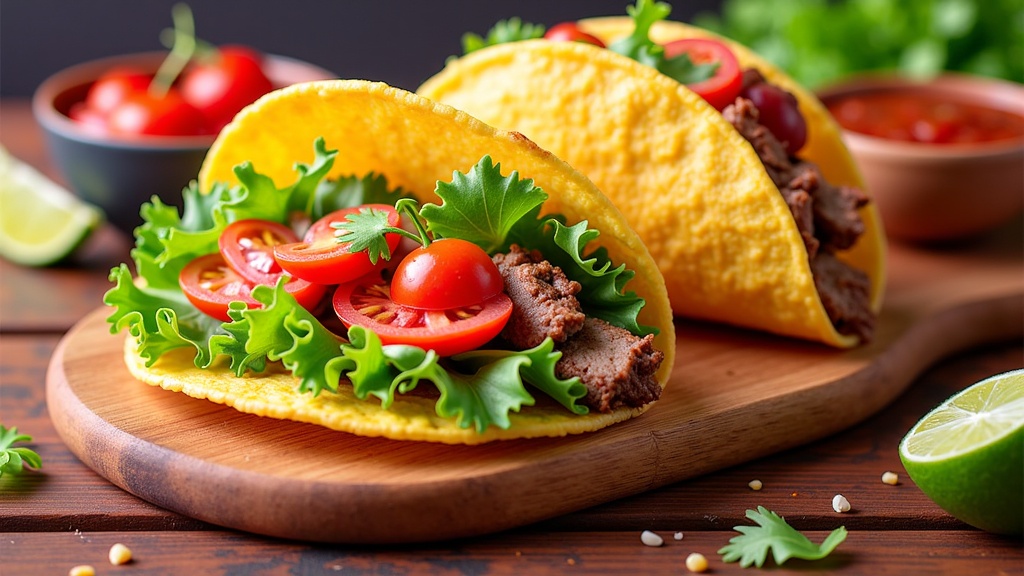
[219,219,300,285]
[333,275,513,357]
[273,205,402,285]
[663,38,743,111]
[106,90,211,136]
[544,22,606,48]
[390,238,503,311]
[180,46,274,132]
[180,253,326,322]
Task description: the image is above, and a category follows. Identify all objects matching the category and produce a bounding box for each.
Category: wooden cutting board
[46,227,1023,544]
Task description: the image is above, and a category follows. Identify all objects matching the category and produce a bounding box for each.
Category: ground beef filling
[723,71,875,342]
[493,245,663,412]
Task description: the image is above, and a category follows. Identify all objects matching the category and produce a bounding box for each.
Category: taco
[104,79,675,444]
[418,0,886,348]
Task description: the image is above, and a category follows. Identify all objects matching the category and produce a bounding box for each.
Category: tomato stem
[395,198,432,247]
[149,3,197,99]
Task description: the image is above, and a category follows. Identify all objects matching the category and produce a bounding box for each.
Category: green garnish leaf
[461,18,545,56]
[309,172,410,220]
[332,208,401,264]
[421,155,548,253]
[609,0,719,85]
[719,506,848,567]
[0,425,42,478]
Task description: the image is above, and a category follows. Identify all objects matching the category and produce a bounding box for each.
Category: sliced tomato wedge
[274,205,402,285]
[219,219,301,285]
[333,275,512,357]
[180,253,326,322]
[663,38,743,111]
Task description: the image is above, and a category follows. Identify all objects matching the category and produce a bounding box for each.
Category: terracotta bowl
[33,52,335,234]
[817,73,1024,243]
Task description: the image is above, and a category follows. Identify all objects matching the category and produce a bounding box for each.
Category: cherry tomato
[67,103,110,136]
[106,90,211,136]
[180,46,273,132]
[180,253,327,322]
[544,22,606,48]
[219,219,300,285]
[85,68,152,116]
[390,238,504,311]
[663,38,743,111]
[273,205,402,286]
[333,275,513,357]
[740,82,808,154]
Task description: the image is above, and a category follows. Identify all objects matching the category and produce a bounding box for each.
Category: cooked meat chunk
[493,245,585,349]
[556,317,664,413]
[723,77,875,341]
[811,252,874,342]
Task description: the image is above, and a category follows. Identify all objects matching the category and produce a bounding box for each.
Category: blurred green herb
[1,425,42,478]
[694,0,1024,88]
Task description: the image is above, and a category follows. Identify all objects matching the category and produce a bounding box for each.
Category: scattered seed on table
[674,531,684,540]
[748,479,763,490]
[108,542,132,565]
[881,471,899,485]
[685,552,709,573]
[641,530,664,546]
[833,494,852,513]
[69,566,95,576]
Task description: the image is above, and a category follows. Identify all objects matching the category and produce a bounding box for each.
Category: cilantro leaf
[609,0,719,85]
[461,18,545,56]
[0,425,42,478]
[333,207,401,264]
[421,155,548,253]
[719,506,848,567]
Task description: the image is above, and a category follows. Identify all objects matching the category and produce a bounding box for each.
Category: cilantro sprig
[719,506,848,567]
[608,0,720,85]
[460,18,545,56]
[0,425,42,478]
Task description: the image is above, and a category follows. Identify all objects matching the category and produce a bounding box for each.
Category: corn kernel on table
[2,100,1022,575]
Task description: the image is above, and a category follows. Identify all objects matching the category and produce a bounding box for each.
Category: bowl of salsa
[817,73,1024,242]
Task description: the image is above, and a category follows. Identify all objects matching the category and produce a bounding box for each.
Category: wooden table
[2,99,1022,575]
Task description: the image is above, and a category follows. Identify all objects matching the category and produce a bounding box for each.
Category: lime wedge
[899,369,1024,534]
[0,146,103,266]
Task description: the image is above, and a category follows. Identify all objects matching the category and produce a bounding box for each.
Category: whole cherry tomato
[389,238,504,311]
[67,103,111,136]
[106,90,211,136]
[274,205,403,286]
[85,68,153,116]
[180,46,273,132]
[333,274,513,357]
[544,22,606,48]
[663,38,743,111]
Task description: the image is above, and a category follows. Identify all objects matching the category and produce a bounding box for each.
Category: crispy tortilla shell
[127,80,674,444]
[417,22,886,348]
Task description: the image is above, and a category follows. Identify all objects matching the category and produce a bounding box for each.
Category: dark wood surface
[2,99,1022,574]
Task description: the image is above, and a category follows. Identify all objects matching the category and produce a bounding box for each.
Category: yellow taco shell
[126,79,674,444]
[418,22,886,348]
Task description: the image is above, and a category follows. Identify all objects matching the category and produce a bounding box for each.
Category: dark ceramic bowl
[817,73,1024,243]
[33,52,335,234]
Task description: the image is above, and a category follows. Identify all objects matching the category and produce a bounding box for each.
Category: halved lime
[0,146,103,266]
[899,369,1024,535]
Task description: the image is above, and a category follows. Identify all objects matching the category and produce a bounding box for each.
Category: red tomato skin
[85,68,152,116]
[273,205,402,286]
[544,22,606,47]
[106,90,211,136]
[180,46,273,132]
[662,38,743,111]
[180,252,327,321]
[68,103,111,136]
[389,238,504,311]
[333,278,513,357]
[219,219,300,285]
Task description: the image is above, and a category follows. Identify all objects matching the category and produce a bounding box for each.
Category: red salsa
[827,90,1024,145]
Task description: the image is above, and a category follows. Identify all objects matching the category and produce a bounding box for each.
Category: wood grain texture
[4,529,1022,576]
[44,231,1023,544]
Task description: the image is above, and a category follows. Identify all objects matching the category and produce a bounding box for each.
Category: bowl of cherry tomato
[818,73,1024,243]
[33,47,334,234]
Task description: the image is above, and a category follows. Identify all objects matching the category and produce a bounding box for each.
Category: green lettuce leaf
[461,18,545,56]
[309,172,411,220]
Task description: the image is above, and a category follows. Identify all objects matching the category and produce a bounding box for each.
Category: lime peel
[0,146,103,266]
[899,369,1024,535]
